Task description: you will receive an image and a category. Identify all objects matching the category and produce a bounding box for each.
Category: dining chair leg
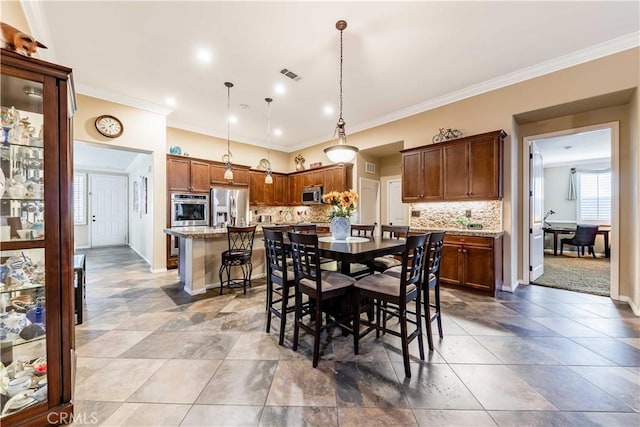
[266,281,273,334]
[312,303,322,368]
[278,285,289,346]
[424,290,434,351]
[399,306,411,378]
[435,284,443,339]
[353,289,361,355]
[415,291,425,361]
[218,264,226,295]
[292,289,301,352]
[375,300,381,339]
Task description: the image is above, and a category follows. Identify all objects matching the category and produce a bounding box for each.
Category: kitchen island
[163,226,266,295]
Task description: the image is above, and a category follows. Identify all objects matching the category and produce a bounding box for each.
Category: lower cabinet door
[463,245,495,291]
[440,244,463,285]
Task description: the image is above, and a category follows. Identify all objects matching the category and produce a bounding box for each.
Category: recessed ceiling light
[23,86,42,98]
[196,48,212,64]
[274,128,282,136]
[228,115,238,124]
[274,83,286,95]
[323,105,334,116]
[165,97,176,107]
[239,104,250,109]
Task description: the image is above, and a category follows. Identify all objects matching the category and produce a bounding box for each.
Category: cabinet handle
[458,249,462,253]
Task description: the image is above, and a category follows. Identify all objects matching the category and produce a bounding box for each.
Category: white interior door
[529,141,544,281]
[358,178,379,227]
[387,179,405,225]
[90,174,128,247]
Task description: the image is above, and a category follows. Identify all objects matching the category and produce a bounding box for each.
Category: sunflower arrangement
[322,189,359,220]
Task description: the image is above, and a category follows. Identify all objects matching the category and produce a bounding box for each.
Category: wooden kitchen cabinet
[288,173,302,205]
[443,130,505,200]
[273,173,288,205]
[401,145,443,202]
[401,130,504,202]
[440,234,503,294]
[322,163,353,193]
[167,155,209,193]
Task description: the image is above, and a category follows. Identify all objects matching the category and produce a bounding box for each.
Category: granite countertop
[410,227,504,238]
[164,226,267,239]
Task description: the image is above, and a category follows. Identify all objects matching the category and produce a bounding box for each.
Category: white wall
[127,154,154,264]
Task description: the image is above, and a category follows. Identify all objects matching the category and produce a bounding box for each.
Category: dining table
[308,235,407,275]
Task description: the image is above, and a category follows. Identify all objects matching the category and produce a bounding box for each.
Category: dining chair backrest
[571,224,599,246]
[351,224,376,237]
[291,224,317,234]
[263,229,289,282]
[426,231,445,286]
[287,231,322,290]
[381,224,409,239]
[400,234,429,292]
[263,224,292,233]
[226,226,257,253]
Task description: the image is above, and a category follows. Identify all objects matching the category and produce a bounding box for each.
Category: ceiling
[27,1,639,153]
[533,128,611,167]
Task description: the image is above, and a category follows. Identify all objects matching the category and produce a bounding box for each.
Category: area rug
[532,253,610,296]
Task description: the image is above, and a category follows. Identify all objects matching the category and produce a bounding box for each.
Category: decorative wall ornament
[432,128,463,143]
[294,154,305,171]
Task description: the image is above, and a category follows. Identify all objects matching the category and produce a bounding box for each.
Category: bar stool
[219,225,256,295]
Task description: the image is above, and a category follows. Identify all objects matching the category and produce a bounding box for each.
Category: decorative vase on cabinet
[330,217,351,241]
[0,48,76,425]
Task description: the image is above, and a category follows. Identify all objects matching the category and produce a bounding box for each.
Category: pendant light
[324,19,358,164]
[223,81,234,181]
[264,97,273,184]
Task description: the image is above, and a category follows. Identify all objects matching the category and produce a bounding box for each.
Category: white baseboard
[501,280,520,293]
[128,244,151,266]
[617,295,640,316]
[150,267,168,274]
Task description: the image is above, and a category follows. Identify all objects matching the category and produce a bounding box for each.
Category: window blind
[577,171,611,223]
[73,173,87,225]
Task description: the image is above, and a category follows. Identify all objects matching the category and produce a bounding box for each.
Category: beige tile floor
[72,247,640,426]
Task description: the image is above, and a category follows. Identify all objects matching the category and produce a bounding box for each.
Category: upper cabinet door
[443,141,469,200]
[401,151,423,202]
[167,157,191,191]
[468,136,502,199]
[421,145,443,201]
[190,160,210,192]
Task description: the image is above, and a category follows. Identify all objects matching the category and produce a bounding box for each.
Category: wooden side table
[73,254,86,324]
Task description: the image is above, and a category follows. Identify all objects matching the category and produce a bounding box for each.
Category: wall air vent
[365,162,376,174]
[280,68,301,81]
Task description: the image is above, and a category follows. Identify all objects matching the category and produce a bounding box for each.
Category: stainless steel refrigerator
[210,186,249,227]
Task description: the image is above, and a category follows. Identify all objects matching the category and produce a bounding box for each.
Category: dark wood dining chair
[373,225,409,272]
[350,223,376,237]
[354,233,429,378]
[291,224,317,234]
[560,224,599,258]
[263,228,296,345]
[348,224,377,278]
[218,225,257,295]
[423,231,445,350]
[288,231,356,368]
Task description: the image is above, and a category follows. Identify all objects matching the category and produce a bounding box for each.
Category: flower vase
[330,217,351,241]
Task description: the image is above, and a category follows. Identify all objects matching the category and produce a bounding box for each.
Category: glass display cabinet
[1,48,76,425]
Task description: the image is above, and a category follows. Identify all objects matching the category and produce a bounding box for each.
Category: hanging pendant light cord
[339,26,343,123]
[227,84,231,159]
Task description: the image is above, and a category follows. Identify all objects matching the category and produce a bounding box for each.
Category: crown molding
[295,31,640,152]
[166,119,291,153]
[76,83,173,116]
[20,0,56,63]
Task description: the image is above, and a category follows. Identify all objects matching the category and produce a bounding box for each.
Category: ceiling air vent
[280,68,301,81]
[365,162,376,174]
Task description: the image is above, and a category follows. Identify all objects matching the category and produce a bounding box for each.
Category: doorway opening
[524,122,618,298]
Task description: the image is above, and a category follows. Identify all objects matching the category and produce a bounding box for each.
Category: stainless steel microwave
[302,186,323,205]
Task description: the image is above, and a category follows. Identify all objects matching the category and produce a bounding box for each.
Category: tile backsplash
[410,200,502,231]
[251,205,332,224]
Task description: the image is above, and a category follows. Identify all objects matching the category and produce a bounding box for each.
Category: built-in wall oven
[169,193,209,256]
[171,193,209,227]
